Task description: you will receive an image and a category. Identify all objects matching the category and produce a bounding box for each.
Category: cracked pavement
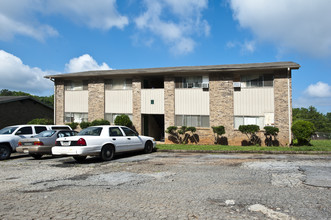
[0,152,330,219]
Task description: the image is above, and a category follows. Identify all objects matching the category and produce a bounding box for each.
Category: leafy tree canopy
[293,106,331,132]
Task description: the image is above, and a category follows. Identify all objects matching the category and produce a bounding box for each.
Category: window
[105,113,132,124]
[35,126,47,134]
[0,126,18,134]
[121,127,137,136]
[234,116,264,129]
[65,80,88,91]
[105,79,132,90]
[175,115,210,127]
[35,130,56,138]
[240,75,273,88]
[109,127,123,136]
[78,127,102,136]
[65,112,88,123]
[15,126,33,135]
[175,76,208,88]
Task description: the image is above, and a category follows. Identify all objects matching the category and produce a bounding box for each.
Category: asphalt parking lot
[0,152,330,219]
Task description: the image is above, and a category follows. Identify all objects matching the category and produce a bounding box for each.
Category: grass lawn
[156,139,331,152]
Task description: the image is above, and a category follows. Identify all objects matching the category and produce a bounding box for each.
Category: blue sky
[0,0,330,113]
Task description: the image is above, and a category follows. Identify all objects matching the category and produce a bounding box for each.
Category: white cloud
[0,50,53,95]
[226,40,256,54]
[46,0,129,30]
[134,0,209,55]
[65,54,111,73]
[305,81,331,98]
[0,0,128,41]
[229,0,331,57]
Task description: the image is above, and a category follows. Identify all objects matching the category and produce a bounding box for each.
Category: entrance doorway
[142,114,164,141]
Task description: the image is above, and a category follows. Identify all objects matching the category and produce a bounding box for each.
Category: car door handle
[112,138,116,140]
[127,138,131,140]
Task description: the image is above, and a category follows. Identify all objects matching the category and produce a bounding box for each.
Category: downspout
[287,68,291,145]
[51,78,56,125]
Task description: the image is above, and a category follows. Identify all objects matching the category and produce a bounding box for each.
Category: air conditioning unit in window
[233,82,241,88]
[202,83,209,88]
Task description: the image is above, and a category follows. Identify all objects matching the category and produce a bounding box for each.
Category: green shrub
[165,126,198,144]
[239,125,260,146]
[114,114,132,127]
[264,126,279,146]
[212,126,225,144]
[91,119,110,126]
[80,121,91,129]
[291,120,315,145]
[27,118,53,125]
[66,122,78,130]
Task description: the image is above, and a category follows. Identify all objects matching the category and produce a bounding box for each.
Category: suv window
[15,126,33,135]
[121,127,137,136]
[109,127,123,137]
[35,126,47,134]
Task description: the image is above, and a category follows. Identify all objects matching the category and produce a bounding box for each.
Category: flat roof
[45,61,300,79]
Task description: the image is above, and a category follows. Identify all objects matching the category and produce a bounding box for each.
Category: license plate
[23,143,31,146]
[62,141,70,146]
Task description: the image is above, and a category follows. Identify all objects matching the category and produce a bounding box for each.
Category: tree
[293,106,330,132]
[212,126,225,144]
[263,126,279,146]
[238,125,261,146]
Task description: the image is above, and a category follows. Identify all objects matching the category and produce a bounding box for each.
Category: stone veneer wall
[55,80,65,125]
[164,77,175,142]
[274,70,292,146]
[88,79,105,122]
[209,73,236,145]
[132,78,142,134]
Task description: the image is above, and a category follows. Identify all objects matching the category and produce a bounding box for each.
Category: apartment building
[45,61,300,146]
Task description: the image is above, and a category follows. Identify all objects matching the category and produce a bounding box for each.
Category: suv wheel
[0,145,11,160]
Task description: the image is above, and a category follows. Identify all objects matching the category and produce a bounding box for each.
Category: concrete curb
[156,149,331,155]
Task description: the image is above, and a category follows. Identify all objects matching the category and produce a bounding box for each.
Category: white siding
[105,90,132,113]
[64,91,88,112]
[175,89,209,115]
[234,87,274,116]
[141,89,164,114]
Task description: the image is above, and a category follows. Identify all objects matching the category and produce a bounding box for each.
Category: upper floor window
[65,80,88,91]
[105,79,132,90]
[175,76,209,88]
[240,75,273,88]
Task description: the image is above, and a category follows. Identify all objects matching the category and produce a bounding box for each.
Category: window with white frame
[105,113,133,124]
[175,76,209,88]
[240,75,273,88]
[234,116,264,129]
[105,79,132,90]
[65,80,88,91]
[65,112,88,123]
[175,115,209,127]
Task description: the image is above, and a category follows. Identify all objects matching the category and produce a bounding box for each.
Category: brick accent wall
[132,78,142,134]
[88,79,105,122]
[274,70,292,146]
[55,80,65,124]
[209,74,236,145]
[164,76,175,142]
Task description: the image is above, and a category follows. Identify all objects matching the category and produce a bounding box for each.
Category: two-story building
[45,61,300,146]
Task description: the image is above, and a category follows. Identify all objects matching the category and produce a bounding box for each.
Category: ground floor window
[234,116,264,129]
[105,113,133,124]
[65,112,88,123]
[175,115,209,127]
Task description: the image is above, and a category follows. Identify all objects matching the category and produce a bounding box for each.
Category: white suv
[0,124,71,160]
